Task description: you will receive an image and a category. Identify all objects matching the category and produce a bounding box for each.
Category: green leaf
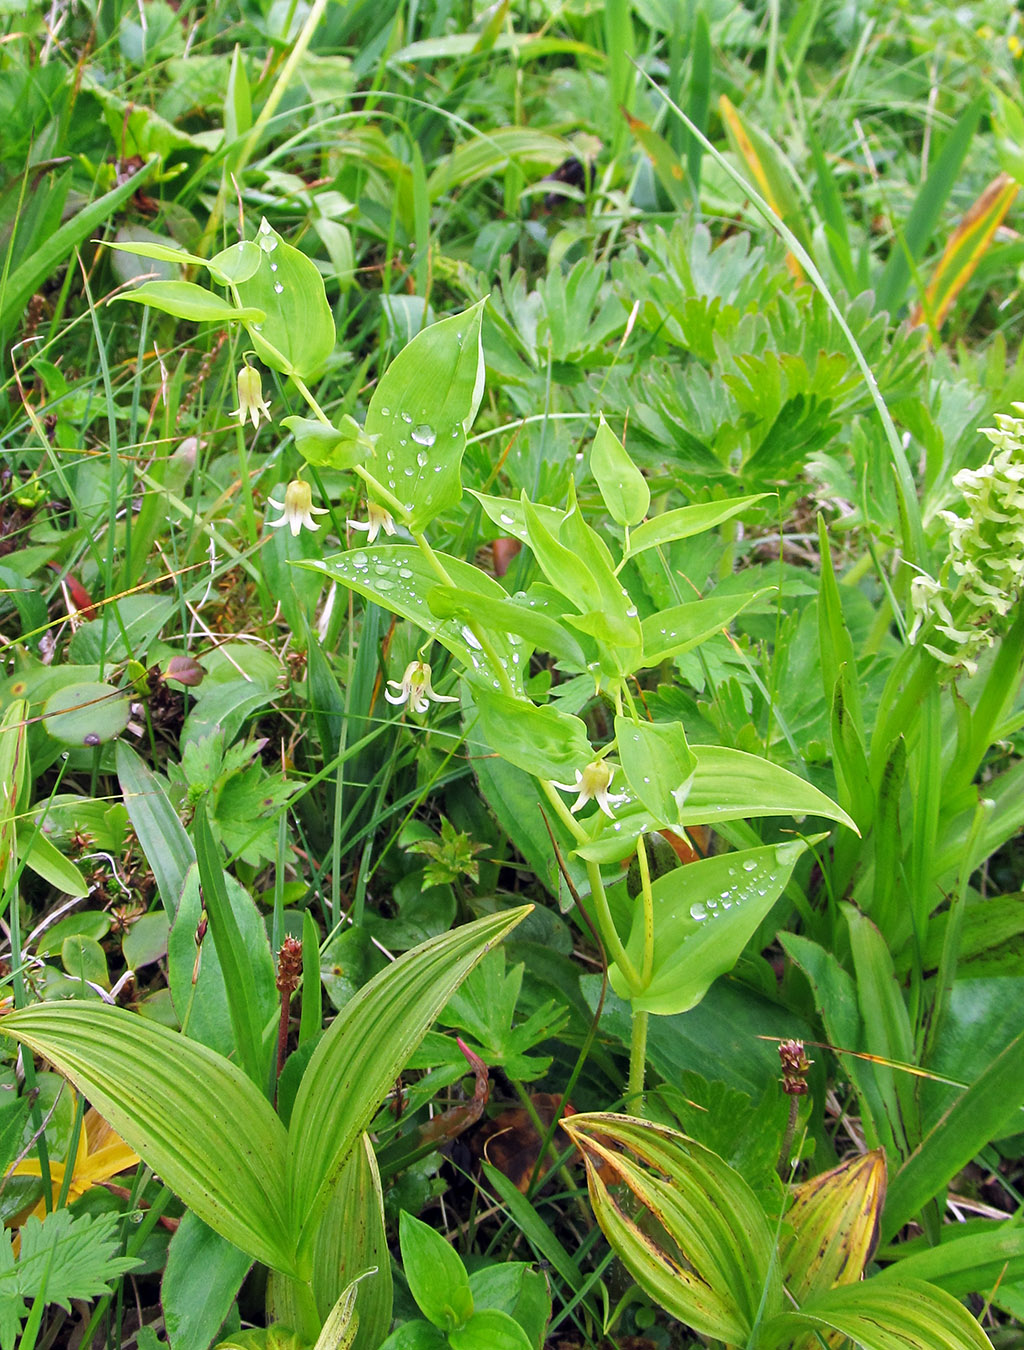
[579,744,855,863]
[448,1309,533,1350]
[882,1026,1024,1244]
[591,417,649,527]
[472,688,592,782]
[468,1265,550,1350]
[15,829,87,897]
[614,716,696,824]
[283,415,373,471]
[427,587,586,668]
[378,1323,446,1350]
[41,681,129,746]
[875,96,986,314]
[613,838,810,1013]
[234,220,336,378]
[193,803,273,1088]
[1,159,158,344]
[287,908,530,1264]
[399,1211,473,1330]
[468,493,564,545]
[875,1226,1024,1299]
[163,1215,253,1350]
[562,1113,779,1343]
[0,1003,295,1274]
[760,1277,992,1350]
[624,496,770,557]
[270,1137,392,1350]
[363,301,486,533]
[118,280,264,324]
[5,1208,141,1313]
[208,240,263,285]
[304,546,521,691]
[640,589,772,665]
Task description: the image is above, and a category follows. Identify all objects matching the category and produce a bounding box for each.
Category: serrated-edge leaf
[0,1003,294,1274]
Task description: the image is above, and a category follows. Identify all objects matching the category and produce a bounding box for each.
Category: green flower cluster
[909,405,1024,675]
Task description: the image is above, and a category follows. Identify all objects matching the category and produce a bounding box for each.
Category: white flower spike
[232,364,272,430]
[347,502,397,543]
[267,479,330,536]
[552,760,626,818]
[385,660,458,715]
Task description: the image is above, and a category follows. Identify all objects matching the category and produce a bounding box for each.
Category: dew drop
[626,606,638,618]
[416,451,428,467]
[374,563,390,576]
[401,411,412,424]
[690,902,708,922]
[411,423,436,446]
[461,626,482,650]
[273,282,284,294]
[381,406,390,417]
[404,466,414,476]
[399,439,408,447]
[742,859,758,872]
[269,262,278,272]
[398,567,413,579]
[352,552,368,567]
[376,578,394,591]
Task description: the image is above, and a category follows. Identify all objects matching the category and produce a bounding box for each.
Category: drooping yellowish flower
[232,364,272,430]
[347,502,397,543]
[385,660,458,715]
[552,760,626,817]
[266,479,330,536]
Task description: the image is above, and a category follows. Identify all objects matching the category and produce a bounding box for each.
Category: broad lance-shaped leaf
[625,495,769,558]
[118,280,265,325]
[363,300,486,534]
[268,1137,392,1350]
[302,546,523,693]
[779,1150,886,1304]
[759,1277,992,1350]
[473,688,592,782]
[591,417,649,527]
[288,907,530,1265]
[561,1113,779,1344]
[117,741,195,920]
[579,745,857,864]
[614,716,696,824]
[234,219,336,379]
[640,588,773,665]
[0,1003,294,1274]
[427,586,587,668]
[469,491,564,544]
[611,838,811,1013]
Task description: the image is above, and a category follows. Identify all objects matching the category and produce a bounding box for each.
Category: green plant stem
[538,782,641,989]
[634,834,655,987]
[627,1009,648,1113]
